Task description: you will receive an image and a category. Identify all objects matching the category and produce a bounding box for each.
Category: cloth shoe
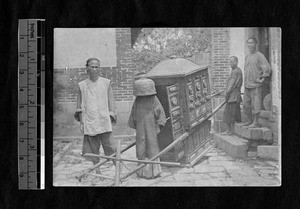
[248,122,260,128]
[241,121,252,126]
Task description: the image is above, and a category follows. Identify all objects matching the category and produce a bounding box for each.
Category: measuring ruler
[18,19,45,190]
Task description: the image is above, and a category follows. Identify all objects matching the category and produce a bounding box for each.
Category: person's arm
[77,86,82,113]
[154,96,166,125]
[153,96,166,134]
[77,85,84,133]
[240,69,243,87]
[225,71,238,99]
[128,100,136,129]
[259,53,272,80]
[108,82,117,125]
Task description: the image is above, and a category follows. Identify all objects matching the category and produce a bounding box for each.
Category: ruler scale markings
[26,19,30,189]
[18,19,45,190]
[39,19,45,189]
[37,32,41,177]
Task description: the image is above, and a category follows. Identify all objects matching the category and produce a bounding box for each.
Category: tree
[132,28,211,73]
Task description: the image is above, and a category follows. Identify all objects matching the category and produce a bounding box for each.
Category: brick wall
[211,28,231,93]
[211,28,231,132]
[53,28,135,138]
[115,28,134,101]
[54,28,134,102]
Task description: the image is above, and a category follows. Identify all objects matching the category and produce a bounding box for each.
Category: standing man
[242,37,271,128]
[223,56,243,134]
[75,57,117,174]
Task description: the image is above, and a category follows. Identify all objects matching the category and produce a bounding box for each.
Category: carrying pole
[114,140,121,186]
[211,100,227,116]
[84,153,188,167]
[107,99,228,186]
[108,133,189,186]
[76,140,136,181]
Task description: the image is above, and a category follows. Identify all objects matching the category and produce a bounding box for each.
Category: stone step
[257,145,279,161]
[212,133,248,158]
[234,123,273,142]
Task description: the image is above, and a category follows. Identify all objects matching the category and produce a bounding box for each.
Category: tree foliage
[132,28,211,73]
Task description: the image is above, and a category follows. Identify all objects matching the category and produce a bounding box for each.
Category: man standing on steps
[75,57,117,175]
[222,56,243,135]
[242,37,272,128]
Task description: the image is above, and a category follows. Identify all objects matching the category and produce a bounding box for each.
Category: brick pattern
[115,28,134,101]
[211,28,231,133]
[53,28,135,104]
[211,28,231,93]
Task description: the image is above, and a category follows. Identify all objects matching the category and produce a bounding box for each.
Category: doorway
[258,28,271,111]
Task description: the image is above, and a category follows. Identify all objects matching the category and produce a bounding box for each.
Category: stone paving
[53,139,280,187]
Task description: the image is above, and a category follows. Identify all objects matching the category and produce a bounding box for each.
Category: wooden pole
[114,140,121,186]
[210,91,222,98]
[106,99,227,186]
[76,140,135,181]
[84,153,188,167]
[108,132,189,186]
[211,100,227,116]
[107,100,227,186]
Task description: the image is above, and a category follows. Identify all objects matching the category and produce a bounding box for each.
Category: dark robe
[128,95,166,179]
[223,67,243,123]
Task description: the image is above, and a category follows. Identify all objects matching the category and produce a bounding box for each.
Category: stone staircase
[212,123,279,160]
[234,123,273,150]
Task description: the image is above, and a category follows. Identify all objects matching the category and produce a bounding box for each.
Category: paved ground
[53,139,280,187]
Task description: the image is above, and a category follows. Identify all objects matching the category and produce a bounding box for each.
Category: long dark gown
[223,67,243,123]
[128,95,166,179]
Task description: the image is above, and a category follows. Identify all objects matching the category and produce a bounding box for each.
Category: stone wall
[269,28,281,145]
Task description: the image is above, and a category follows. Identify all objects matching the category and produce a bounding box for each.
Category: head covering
[133,78,157,96]
[247,37,257,44]
[86,57,100,66]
